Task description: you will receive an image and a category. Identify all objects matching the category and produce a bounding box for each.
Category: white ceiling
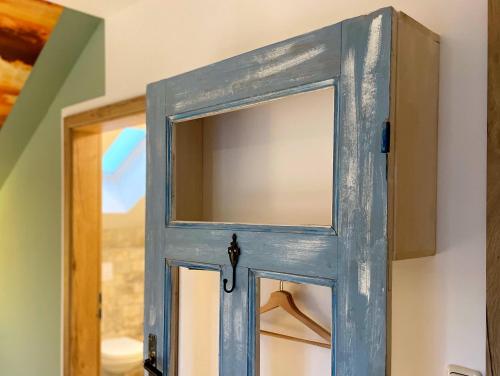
[50,0,140,18]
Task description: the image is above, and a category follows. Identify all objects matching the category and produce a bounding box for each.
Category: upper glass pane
[172,86,335,227]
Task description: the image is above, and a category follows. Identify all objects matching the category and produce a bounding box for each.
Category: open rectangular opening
[257,276,333,376]
[177,266,220,376]
[171,86,335,228]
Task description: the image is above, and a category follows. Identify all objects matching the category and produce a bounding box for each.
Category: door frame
[63,96,145,376]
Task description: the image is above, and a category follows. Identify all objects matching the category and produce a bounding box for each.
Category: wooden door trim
[63,96,145,376]
[488,1,500,374]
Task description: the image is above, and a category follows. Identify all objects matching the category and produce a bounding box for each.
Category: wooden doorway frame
[63,96,145,376]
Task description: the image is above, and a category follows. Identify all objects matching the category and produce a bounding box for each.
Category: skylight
[102,128,146,214]
[102,128,146,175]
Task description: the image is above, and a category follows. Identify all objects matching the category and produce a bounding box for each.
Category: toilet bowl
[101,337,143,375]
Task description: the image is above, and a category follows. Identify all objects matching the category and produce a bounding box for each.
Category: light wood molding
[488,0,500,374]
[69,130,101,376]
[389,12,440,261]
[65,96,146,130]
[63,96,146,376]
[386,12,440,375]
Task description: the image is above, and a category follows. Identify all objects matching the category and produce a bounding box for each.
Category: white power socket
[448,364,482,376]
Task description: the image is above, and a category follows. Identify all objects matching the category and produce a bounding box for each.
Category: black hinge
[97,292,102,319]
[381,121,390,153]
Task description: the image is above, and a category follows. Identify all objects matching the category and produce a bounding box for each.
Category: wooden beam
[488,0,500,374]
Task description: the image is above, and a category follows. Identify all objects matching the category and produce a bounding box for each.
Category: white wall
[178,268,220,376]
[200,88,334,226]
[65,0,487,374]
[259,278,332,375]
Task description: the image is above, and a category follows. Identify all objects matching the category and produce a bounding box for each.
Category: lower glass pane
[259,277,332,376]
[178,266,220,376]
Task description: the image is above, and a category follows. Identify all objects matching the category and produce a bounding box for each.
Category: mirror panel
[172,87,335,227]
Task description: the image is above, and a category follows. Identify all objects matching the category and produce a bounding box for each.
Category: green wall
[0,10,105,375]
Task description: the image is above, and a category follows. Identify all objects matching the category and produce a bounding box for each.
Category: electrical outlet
[448,364,481,376]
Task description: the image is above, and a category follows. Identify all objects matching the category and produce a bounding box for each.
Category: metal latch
[144,334,162,376]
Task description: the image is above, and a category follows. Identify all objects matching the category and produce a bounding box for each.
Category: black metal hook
[223,233,240,293]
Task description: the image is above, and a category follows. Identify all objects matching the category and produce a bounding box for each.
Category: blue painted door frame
[145,7,392,375]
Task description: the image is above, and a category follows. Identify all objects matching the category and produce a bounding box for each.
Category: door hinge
[97,292,102,319]
[381,121,390,153]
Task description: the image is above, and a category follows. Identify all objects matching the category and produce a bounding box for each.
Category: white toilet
[101,337,143,375]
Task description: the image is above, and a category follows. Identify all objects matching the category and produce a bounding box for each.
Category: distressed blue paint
[166,79,339,235]
[170,79,335,123]
[160,26,341,116]
[247,271,258,376]
[168,259,221,271]
[251,270,334,287]
[145,7,395,375]
[163,263,175,374]
[163,227,338,279]
[144,82,168,373]
[167,221,336,235]
[220,266,249,374]
[336,8,392,375]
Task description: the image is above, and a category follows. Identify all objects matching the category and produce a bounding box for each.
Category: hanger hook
[223,234,240,293]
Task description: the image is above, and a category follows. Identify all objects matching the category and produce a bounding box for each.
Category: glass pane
[178,267,220,376]
[259,277,332,376]
[172,87,335,226]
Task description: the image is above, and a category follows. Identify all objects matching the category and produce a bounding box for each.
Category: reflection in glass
[178,267,220,376]
[259,278,332,376]
[172,87,335,227]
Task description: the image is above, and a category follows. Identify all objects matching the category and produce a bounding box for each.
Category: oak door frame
[63,96,146,376]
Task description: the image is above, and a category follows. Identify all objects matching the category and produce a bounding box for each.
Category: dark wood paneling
[488,1,500,374]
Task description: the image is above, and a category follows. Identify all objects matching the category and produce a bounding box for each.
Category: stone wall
[101,226,145,341]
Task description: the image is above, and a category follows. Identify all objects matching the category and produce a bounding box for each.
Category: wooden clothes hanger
[259,281,332,349]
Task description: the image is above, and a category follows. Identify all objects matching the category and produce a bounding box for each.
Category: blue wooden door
[145,7,393,375]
